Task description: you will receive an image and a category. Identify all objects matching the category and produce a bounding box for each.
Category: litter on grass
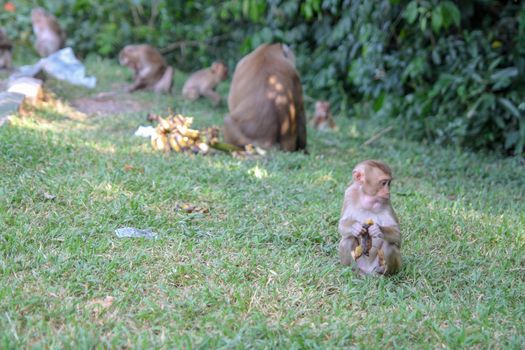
[134,125,156,137]
[115,227,157,239]
[147,112,266,159]
[10,47,96,88]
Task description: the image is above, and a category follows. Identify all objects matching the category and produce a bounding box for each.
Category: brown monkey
[338,160,401,276]
[182,61,228,106]
[31,7,66,57]
[224,43,306,151]
[0,28,12,69]
[313,100,336,130]
[118,44,174,93]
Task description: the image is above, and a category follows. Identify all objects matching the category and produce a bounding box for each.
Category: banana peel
[354,218,374,259]
[151,133,170,152]
[150,113,220,154]
[353,245,363,259]
[150,112,263,156]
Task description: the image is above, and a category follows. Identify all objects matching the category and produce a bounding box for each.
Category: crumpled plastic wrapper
[10,47,96,88]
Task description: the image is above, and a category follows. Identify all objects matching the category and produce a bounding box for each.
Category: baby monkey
[182,61,228,106]
[338,160,401,275]
[312,100,336,130]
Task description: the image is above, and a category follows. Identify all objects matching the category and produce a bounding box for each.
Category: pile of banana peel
[147,112,265,158]
[148,113,219,154]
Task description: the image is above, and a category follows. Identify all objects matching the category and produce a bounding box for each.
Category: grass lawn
[1,56,524,349]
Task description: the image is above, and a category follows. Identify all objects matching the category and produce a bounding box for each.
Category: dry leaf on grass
[83,295,116,318]
[87,295,115,309]
[232,144,267,160]
[176,203,209,214]
[123,164,144,173]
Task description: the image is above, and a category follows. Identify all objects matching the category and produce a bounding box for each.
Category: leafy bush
[2,0,524,155]
[394,1,525,154]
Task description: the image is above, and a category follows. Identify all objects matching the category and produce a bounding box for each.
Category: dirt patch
[71,92,150,116]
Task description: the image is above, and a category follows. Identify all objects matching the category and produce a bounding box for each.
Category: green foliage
[395,2,525,154]
[404,0,460,34]
[3,0,525,155]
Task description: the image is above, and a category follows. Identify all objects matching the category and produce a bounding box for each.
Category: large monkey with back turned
[224,43,307,151]
[119,44,174,93]
[338,160,401,276]
[31,7,66,57]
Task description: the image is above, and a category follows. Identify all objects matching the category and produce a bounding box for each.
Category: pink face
[31,8,47,24]
[315,101,330,118]
[365,168,391,201]
[212,62,228,80]
[354,166,392,203]
[119,46,134,66]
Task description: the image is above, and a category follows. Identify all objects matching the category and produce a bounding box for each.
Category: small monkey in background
[182,61,228,106]
[118,44,174,93]
[312,100,336,130]
[0,28,12,69]
[338,160,401,276]
[31,7,66,57]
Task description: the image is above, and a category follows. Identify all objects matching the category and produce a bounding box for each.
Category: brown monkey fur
[224,43,307,151]
[182,61,228,106]
[338,160,402,276]
[312,100,336,130]
[0,28,12,69]
[31,7,66,57]
[118,44,174,93]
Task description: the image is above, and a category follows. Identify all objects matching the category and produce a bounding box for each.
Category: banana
[151,133,170,151]
[354,245,363,259]
[167,134,181,152]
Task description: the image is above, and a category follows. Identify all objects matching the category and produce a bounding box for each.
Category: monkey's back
[227,44,306,150]
[139,45,167,83]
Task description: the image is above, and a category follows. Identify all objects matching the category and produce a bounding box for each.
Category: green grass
[1,56,524,349]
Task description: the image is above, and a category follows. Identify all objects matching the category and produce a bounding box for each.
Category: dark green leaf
[442,1,460,27]
[498,98,521,119]
[505,131,519,149]
[404,1,418,24]
[490,67,519,82]
[431,7,443,34]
